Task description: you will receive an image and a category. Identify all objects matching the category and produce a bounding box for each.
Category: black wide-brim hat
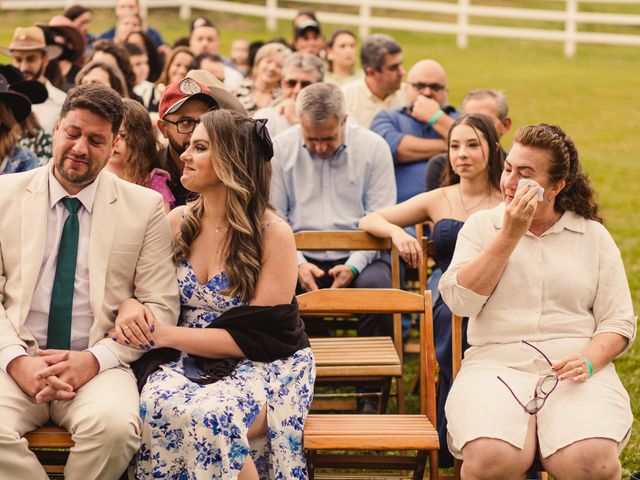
[0,73,32,123]
[0,64,48,104]
[37,16,86,63]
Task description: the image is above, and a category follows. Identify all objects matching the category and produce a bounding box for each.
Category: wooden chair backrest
[294,230,402,357]
[297,288,437,424]
[415,223,435,296]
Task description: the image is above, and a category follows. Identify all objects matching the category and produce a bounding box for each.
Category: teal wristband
[581,354,593,378]
[427,109,445,127]
[346,264,360,277]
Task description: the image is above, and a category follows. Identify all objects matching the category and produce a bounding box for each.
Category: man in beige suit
[0,84,180,479]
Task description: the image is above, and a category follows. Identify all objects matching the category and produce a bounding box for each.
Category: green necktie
[46,197,81,350]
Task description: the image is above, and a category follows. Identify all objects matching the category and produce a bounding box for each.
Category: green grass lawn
[2,4,639,477]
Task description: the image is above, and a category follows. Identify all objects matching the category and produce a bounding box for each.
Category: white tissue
[516,179,544,202]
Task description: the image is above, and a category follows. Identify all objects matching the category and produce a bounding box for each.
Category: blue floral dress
[135,261,316,479]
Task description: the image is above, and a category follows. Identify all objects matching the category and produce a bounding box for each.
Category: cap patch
[179,78,202,95]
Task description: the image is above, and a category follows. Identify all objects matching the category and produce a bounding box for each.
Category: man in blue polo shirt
[371,59,457,203]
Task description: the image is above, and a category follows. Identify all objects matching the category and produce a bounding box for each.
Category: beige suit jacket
[0,166,180,366]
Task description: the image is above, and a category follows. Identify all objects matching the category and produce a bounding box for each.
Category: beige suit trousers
[0,366,141,480]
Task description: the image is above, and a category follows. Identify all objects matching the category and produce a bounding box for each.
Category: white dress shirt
[342,78,406,128]
[32,80,66,133]
[0,165,119,372]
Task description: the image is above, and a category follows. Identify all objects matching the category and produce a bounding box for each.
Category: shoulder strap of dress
[261,217,282,231]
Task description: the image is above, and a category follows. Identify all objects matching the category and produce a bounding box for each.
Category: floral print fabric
[0,145,39,175]
[134,261,315,479]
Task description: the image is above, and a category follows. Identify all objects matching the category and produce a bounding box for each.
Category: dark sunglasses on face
[410,81,445,92]
[283,79,313,89]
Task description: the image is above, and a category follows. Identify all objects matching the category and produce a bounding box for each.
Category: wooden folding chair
[24,423,74,475]
[302,288,439,479]
[294,230,405,413]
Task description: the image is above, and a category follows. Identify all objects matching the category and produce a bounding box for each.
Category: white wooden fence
[2,0,640,57]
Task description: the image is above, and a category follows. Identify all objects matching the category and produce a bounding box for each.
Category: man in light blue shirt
[271,82,396,343]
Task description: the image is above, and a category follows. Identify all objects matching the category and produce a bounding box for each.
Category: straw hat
[0,73,32,123]
[0,26,62,59]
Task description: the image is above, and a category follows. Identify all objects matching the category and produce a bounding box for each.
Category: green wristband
[428,109,445,127]
[346,263,360,277]
[582,354,593,378]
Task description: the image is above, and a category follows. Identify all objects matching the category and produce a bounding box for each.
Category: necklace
[458,184,491,215]
[202,218,229,233]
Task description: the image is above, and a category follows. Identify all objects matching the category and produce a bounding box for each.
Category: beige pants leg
[51,367,142,480]
[0,370,50,480]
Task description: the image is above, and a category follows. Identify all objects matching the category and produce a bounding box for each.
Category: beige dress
[439,204,635,459]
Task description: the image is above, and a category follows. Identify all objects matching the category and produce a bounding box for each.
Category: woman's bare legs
[238,404,268,480]
[542,438,621,480]
[460,416,537,480]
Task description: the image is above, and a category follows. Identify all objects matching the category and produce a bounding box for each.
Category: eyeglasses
[163,118,200,134]
[410,82,445,92]
[497,341,559,415]
[283,79,313,89]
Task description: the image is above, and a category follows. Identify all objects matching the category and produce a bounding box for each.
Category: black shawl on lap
[131,299,309,392]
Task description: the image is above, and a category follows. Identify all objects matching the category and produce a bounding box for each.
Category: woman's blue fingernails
[150,340,155,346]
[146,344,152,350]
[139,344,145,349]
[124,340,129,345]
[150,325,155,333]
[104,332,109,337]
[112,337,117,341]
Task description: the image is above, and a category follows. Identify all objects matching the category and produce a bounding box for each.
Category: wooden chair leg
[454,458,462,480]
[410,371,420,395]
[396,376,405,414]
[379,378,392,413]
[413,450,428,480]
[307,449,316,480]
[428,449,438,480]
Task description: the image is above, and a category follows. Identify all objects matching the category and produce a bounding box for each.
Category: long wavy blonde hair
[174,109,273,301]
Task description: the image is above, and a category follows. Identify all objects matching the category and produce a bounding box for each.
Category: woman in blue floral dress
[113,109,315,479]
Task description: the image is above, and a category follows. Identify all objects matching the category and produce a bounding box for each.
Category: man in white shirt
[342,34,406,128]
[1,26,67,133]
[0,84,180,479]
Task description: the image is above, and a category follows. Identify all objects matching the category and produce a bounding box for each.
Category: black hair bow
[254,118,274,161]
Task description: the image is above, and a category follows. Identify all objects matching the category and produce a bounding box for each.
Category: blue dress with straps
[432,219,469,468]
